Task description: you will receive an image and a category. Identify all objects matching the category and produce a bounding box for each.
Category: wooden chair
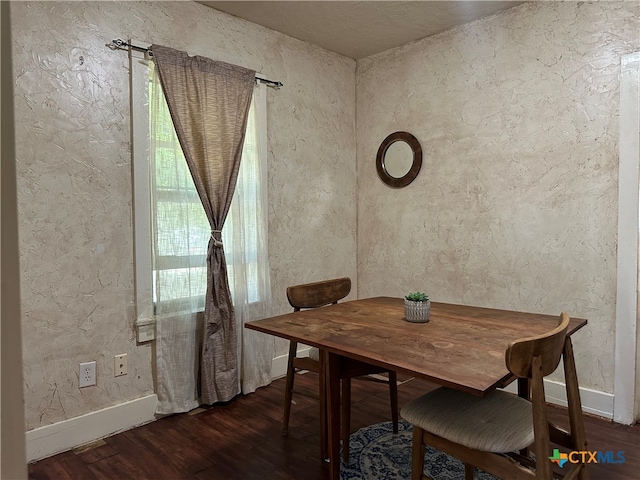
[282,277,399,462]
[401,312,588,480]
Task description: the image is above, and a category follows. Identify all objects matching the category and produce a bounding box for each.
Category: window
[148,61,208,314]
[131,47,269,340]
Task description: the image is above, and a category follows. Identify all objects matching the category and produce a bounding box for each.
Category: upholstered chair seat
[401,388,534,454]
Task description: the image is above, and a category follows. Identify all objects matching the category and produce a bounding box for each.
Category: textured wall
[12,1,356,430]
[356,1,639,394]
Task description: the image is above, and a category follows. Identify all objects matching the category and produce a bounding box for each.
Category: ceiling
[199,1,527,59]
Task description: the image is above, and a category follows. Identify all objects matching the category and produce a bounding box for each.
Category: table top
[246,297,587,396]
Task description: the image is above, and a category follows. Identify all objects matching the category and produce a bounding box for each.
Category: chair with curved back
[282,277,399,461]
[401,312,587,480]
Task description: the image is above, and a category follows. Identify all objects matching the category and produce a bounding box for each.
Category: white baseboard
[271,352,289,379]
[544,379,615,419]
[502,379,614,419]
[271,346,311,379]
[26,394,158,463]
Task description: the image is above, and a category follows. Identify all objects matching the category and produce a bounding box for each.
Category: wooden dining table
[246,296,588,480]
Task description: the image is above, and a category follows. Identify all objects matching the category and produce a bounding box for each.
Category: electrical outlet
[79,361,96,388]
[114,354,127,376]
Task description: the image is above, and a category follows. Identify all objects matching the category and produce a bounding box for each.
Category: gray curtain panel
[151,44,256,404]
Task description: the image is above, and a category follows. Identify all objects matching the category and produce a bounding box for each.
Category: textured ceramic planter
[404,299,431,323]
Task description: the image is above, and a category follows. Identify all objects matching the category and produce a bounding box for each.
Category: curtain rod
[106,39,283,89]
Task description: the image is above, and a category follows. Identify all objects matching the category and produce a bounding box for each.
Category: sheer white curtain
[149,63,273,414]
[150,61,205,414]
[224,84,274,394]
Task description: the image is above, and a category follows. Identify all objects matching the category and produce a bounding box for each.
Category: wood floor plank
[29,450,97,480]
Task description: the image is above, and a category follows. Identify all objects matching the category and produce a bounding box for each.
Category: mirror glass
[384,141,413,178]
[376,132,422,188]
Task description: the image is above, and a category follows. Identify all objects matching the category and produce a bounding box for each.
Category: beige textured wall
[357,1,639,394]
[12,1,356,430]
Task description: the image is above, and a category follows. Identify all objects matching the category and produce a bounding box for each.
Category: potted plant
[404,291,430,323]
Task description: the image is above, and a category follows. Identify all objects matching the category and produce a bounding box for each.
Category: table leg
[319,350,328,460]
[327,352,341,480]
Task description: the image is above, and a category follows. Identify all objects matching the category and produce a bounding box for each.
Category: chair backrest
[505,312,570,378]
[286,277,351,311]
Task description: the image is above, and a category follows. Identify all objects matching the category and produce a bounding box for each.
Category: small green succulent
[405,291,429,302]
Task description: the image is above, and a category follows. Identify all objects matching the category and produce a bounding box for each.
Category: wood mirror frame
[376,131,422,188]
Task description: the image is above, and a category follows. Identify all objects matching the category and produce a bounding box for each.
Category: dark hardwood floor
[29,373,639,479]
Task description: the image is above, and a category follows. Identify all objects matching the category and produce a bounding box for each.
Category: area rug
[340,420,499,480]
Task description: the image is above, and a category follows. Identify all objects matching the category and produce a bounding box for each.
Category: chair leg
[282,341,297,436]
[389,371,399,433]
[563,337,589,480]
[411,426,425,480]
[464,463,474,480]
[531,356,553,480]
[341,377,351,463]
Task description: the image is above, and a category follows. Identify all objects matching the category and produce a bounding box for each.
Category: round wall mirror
[376,132,422,188]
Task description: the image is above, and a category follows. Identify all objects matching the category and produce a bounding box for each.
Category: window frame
[130,43,155,342]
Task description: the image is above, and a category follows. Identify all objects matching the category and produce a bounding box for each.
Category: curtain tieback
[211,230,223,248]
